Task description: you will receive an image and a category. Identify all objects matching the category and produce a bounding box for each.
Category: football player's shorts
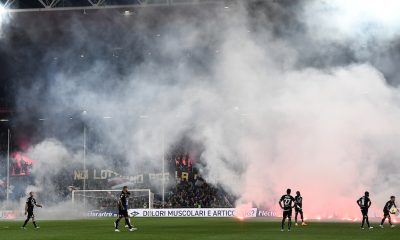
[119,209,129,217]
[361,208,368,216]
[283,209,292,218]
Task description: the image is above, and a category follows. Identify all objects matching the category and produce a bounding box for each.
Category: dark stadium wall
[0,0,400,219]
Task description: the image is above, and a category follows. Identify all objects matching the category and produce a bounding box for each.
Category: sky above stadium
[1,0,400,219]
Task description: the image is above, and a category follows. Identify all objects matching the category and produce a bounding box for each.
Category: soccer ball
[389,207,398,215]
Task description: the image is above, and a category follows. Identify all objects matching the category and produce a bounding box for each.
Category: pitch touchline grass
[0,218,398,240]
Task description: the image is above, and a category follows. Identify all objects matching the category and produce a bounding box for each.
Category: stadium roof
[1,0,237,12]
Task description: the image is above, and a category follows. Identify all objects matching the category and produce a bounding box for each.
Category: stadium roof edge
[0,0,267,13]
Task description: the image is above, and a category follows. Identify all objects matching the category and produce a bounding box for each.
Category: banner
[74,169,170,184]
[87,208,277,218]
[128,208,258,218]
[256,209,277,217]
[87,210,118,217]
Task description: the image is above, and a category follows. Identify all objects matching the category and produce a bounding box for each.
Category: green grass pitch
[0,218,398,240]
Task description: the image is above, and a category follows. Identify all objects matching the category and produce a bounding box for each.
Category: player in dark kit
[379,196,397,228]
[294,191,307,226]
[357,191,373,229]
[114,186,137,232]
[279,188,295,232]
[21,192,42,229]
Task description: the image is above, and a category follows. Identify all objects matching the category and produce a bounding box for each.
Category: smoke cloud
[1,1,400,219]
[0,6,11,38]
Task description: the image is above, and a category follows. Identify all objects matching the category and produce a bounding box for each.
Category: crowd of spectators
[78,177,234,210]
[164,178,234,208]
[163,143,234,208]
[0,142,236,209]
[10,158,32,176]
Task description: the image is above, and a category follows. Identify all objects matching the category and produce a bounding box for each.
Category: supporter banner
[127,208,258,218]
[74,169,170,184]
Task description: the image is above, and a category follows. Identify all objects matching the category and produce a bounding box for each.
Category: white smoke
[3,1,400,219]
[0,5,12,38]
[302,0,400,39]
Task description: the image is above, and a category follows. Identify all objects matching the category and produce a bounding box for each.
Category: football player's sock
[22,219,29,227]
[115,218,121,229]
[125,217,132,228]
